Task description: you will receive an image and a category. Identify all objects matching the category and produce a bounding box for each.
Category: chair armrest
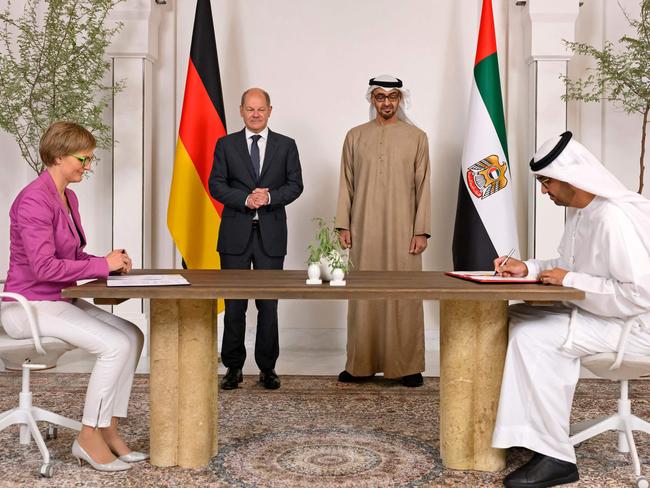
[0,292,46,356]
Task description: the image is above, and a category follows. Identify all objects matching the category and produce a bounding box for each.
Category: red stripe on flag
[474,0,497,66]
[178,59,227,216]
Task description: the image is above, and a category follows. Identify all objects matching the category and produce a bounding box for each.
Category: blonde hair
[39,121,96,167]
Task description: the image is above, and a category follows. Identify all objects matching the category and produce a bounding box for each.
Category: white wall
[1,0,646,373]
[159,0,494,366]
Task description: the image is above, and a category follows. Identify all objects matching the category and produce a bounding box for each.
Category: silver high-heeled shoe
[118,451,149,463]
[72,440,132,472]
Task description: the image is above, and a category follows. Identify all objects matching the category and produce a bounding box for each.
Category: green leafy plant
[306,217,351,272]
[0,0,123,174]
[562,0,650,194]
[325,249,350,273]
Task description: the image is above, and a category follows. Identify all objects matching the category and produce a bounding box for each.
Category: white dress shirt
[245,126,269,167]
[244,127,270,217]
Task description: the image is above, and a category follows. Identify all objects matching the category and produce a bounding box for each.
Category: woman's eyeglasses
[69,154,96,167]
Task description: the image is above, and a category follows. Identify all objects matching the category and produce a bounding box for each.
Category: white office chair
[0,292,82,478]
[570,317,650,488]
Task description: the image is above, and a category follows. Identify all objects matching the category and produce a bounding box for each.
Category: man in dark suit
[209,87,303,390]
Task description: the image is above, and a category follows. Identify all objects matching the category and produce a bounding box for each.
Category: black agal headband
[369,77,403,88]
[530,131,573,171]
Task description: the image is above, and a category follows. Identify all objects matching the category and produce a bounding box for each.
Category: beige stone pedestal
[439,299,509,471]
[149,299,218,467]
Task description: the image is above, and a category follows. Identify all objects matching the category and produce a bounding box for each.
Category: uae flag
[452,0,519,270]
[167,0,227,274]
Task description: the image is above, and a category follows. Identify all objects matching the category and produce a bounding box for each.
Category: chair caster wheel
[636,476,649,488]
[39,463,53,478]
[45,425,57,440]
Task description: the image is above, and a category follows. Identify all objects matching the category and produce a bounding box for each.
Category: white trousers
[0,299,143,428]
[492,303,650,463]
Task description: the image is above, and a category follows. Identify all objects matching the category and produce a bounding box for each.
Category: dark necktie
[250,134,262,178]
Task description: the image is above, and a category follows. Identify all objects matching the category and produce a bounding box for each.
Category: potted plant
[306,217,351,282]
[326,248,350,286]
[0,0,123,173]
[306,245,322,284]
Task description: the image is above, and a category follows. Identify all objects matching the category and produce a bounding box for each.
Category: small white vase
[307,263,321,280]
[319,257,333,281]
[330,267,346,286]
[331,268,345,282]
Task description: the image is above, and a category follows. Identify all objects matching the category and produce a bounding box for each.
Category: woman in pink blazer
[1,122,145,472]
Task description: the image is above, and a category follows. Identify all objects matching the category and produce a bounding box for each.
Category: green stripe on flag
[474,52,510,167]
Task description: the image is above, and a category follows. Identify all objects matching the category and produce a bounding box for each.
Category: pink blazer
[3,171,108,301]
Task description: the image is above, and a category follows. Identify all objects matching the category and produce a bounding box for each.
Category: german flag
[167,0,226,274]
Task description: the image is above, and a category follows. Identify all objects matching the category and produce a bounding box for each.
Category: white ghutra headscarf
[530,132,650,244]
[366,74,416,126]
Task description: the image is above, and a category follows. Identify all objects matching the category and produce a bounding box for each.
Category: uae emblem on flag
[466,155,509,199]
[452,0,519,271]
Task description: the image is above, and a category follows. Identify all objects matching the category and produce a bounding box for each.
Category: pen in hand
[494,248,516,276]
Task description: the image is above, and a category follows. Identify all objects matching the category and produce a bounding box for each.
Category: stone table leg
[178,299,218,467]
[439,299,508,472]
[150,299,179,467]
[150,299,218,468]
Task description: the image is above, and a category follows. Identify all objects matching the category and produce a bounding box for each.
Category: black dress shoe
[337,370,375,383]
[504,452,579,488]
[402,373,424,387]
[220,367,243,390]
[259,369,281,389]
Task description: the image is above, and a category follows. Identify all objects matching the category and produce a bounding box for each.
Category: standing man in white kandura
[492,131,650,488]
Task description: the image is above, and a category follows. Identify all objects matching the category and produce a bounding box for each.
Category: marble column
[522,0,580,259]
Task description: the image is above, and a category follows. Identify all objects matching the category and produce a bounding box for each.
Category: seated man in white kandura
[491,131,650,488]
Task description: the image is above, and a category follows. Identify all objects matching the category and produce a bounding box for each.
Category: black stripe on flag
[189,0,227,128]
[452,174,498,271]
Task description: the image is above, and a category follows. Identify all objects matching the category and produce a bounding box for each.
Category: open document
[107,274,190,287]
[445,271,540,284]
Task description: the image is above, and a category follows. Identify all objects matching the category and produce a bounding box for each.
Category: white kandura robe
[492,196,650,463]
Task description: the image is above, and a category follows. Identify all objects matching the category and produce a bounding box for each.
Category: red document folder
[445,271,541,284]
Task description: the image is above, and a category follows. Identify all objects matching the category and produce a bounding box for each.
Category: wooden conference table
[62,269,584,471]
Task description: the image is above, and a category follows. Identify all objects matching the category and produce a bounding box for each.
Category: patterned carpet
[0,372,648,487]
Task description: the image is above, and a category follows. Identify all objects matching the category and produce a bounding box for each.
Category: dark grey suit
[208,128,303,370]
